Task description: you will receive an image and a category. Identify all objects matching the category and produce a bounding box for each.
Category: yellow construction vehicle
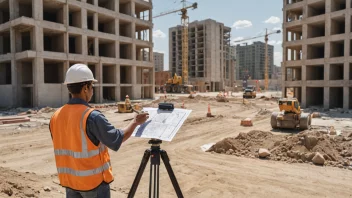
[271,98,312,130]
[164,73,193,93]
[117,95,142,113]
[243,85,256,99]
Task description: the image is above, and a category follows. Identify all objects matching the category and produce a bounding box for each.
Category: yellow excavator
[164,73,193,93]
[271,98,312,130]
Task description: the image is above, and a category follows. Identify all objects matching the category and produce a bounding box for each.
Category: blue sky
[152,0,283,70]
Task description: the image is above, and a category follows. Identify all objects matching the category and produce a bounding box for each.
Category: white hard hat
[64,64,98,85]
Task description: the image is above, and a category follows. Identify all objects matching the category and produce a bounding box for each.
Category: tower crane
[154,0,198,89]
[234,29,281,91]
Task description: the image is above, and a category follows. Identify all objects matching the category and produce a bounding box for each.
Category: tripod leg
[160,150,184,198]
[128,149,151,198]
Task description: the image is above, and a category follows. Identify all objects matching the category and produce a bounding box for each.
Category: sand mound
[0,167,49,197]
[207,130,352,167]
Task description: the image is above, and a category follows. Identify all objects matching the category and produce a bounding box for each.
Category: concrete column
[131,1,135,17]
[82,35,88,56]
[302,65,306,81]
[324,87,329,109]
[33,26,43,52]
[93,0,98,6]
[301,86,307,108]
[11,59,18,107]
[9,0,19,20]
[33,57,44,107]
[131,65,137,98]
[33,0,43,20]
[98,62,103,103]
[344,86,349,110]
[324,42,330,60]
[94,38,99,56]
[10,28,16,53]
[115,1,119,13]
[93,13,98,31]
[115,40,120,59]
[63,4,69,27]
[326,0,332,13]
[344,62,349,80]
[149,7,152,22]
[132,44,136,61]
[115,65,121,101]
[115,19,119,38]
[324,63,330,81]
[64,33,69,54]
[82,8,87,29]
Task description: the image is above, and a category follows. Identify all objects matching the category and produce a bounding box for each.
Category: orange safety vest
[50,104,114,191]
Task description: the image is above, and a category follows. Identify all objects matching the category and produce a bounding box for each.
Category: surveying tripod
[128,139,184,198]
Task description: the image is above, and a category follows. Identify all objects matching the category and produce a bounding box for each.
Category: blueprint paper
[132,108,192,141]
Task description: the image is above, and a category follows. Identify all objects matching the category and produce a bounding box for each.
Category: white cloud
[276,41,282,45]
[264,16,281,24]
[274,52,283,66]
[232,20,253,29]
[153,30,166,38]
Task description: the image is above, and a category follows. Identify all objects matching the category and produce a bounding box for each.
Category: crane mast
[181,0,189,85]
[153,1,197,87]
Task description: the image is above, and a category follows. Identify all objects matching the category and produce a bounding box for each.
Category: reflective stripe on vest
[57,161,111,176]
[54,107,110,173]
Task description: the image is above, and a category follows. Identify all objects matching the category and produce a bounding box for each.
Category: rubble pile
[208,130,352,168]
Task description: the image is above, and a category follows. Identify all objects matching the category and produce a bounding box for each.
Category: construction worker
[125,95,131,110]
[49,64,148,198]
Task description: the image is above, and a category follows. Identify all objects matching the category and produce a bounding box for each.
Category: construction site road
[1,91,352,198]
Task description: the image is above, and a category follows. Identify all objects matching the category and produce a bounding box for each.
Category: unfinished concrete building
[283,0,352,109]
[236,42,274,81]
[0,0,154,108]
[169,19,234,92]
[154,52,164,72]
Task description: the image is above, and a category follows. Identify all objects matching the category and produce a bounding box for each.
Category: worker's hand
[133,113,149,125]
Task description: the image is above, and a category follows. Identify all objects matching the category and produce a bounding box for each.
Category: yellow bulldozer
[117,95,142,113]
[165,73,193,93]
[271,98,312,130]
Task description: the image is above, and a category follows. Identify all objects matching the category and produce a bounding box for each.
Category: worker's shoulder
[87,109,107,121]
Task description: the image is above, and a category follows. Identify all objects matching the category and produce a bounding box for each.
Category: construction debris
[207,130,352,168]
[0,116,30,125]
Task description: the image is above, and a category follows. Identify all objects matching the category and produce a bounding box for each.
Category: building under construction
[169,19,235,92]
[0,0,154,108]
[283,0,352,109]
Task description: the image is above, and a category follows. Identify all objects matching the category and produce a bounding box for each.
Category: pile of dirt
[0,167,54,197]
[207,130,352,168]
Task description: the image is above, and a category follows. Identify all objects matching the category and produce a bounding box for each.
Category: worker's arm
[86,110,148,151]
[121,113,149,142]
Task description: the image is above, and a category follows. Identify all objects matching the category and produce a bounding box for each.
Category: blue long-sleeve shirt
[50,98,124,151]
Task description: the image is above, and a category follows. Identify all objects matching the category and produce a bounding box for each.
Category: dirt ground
[1,91,352,198]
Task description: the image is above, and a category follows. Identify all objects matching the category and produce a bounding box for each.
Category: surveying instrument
[128,103,184,198]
